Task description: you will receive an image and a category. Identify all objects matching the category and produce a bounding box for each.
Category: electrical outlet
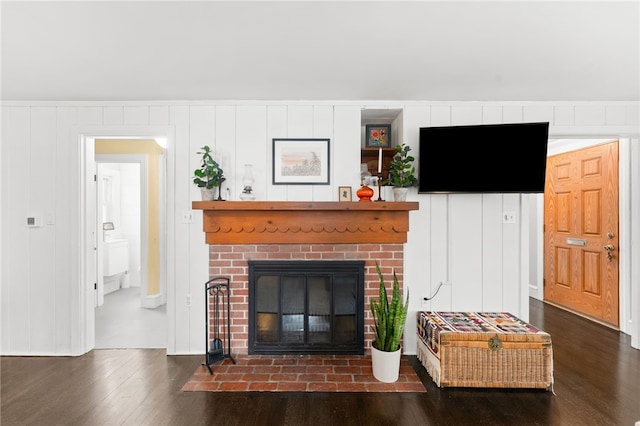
[181,210,193,224]
[185,294,192,307]
[503,211,516,224]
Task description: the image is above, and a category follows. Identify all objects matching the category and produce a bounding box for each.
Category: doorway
[76,126,173,355]
[544,140,620,328]
[93,140,167,349]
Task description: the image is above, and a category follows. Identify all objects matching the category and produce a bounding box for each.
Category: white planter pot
[393,187,409,202]
[371,344,401,383]
[200,187,217,201]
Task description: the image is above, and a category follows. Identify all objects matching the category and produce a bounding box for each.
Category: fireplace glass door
[249,260,364,355]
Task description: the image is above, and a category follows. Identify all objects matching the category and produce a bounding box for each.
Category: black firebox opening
[248,260,365,355]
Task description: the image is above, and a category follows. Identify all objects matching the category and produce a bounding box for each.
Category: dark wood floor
[2,299,639,426]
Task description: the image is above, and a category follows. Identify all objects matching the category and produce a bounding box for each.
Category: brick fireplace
[193,201,419,355]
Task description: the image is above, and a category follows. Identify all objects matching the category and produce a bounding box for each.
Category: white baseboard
[168,350,203,356]
[141,293,163,309]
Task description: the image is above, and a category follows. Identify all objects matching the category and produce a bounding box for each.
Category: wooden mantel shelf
[192,201,419,245]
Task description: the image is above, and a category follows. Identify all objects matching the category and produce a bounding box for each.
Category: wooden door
[544,141,619,328]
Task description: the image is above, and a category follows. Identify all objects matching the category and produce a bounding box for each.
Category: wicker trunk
[416,311,553,390]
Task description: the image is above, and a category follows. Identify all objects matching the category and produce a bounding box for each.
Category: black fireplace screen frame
[248,260,365,355]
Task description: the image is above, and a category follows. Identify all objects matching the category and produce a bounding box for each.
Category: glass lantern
[239,164,256,200]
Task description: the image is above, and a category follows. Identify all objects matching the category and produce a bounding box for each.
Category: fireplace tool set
[204,277,235,374]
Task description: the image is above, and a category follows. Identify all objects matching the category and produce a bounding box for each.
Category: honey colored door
[544,141,619,328]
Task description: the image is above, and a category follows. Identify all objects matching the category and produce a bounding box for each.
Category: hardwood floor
[2,299,639,426]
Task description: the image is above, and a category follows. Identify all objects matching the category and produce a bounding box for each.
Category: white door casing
[75,126,172,355]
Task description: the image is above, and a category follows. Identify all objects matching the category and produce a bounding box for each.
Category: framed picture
[272,138,330,185]
[338,186,352,202]
[365,124,391,147]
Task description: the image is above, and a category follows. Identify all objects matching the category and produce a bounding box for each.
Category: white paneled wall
[1,100,638,356]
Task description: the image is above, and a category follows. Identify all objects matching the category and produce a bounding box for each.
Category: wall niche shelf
[360,108,403,182]
[361,147,395,181]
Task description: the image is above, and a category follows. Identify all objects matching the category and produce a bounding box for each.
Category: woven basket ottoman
[416,311,553,390]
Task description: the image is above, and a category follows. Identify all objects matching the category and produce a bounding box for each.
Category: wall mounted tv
[418,122,549,194]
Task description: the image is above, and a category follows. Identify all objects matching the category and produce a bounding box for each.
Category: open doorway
[93,140,167,349]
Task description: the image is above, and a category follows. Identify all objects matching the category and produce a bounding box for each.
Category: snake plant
[370,262,409,352]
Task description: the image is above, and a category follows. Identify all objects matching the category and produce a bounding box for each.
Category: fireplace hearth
[248,260,365,355]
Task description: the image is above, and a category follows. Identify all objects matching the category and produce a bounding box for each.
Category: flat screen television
[418,122,549,193]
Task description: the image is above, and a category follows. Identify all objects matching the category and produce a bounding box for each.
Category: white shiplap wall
[1,100,638,356]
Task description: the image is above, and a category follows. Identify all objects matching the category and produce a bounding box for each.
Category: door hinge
[94,282,97,290]
[94,174,97,182]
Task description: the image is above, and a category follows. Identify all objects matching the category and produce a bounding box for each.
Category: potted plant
[193,145,226,201]
[385,143,418,201]
[369,261,409,383]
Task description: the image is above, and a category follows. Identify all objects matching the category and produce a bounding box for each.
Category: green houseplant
[385,143,418,201]
[369,261,409,382]
[193,145,226,200]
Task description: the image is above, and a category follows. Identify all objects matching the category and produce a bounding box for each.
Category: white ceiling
[1,1,638,102]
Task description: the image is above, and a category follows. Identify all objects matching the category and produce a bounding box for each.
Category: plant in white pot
[370,261,409,383]
[385,143,418,201]
[193,145,226,201]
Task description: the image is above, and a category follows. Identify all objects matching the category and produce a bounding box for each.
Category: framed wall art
[365,124,391,147]
[338,186,352,201]
[272,138,330,185]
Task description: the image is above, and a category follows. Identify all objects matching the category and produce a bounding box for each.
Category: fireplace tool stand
[203,277,235,374]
